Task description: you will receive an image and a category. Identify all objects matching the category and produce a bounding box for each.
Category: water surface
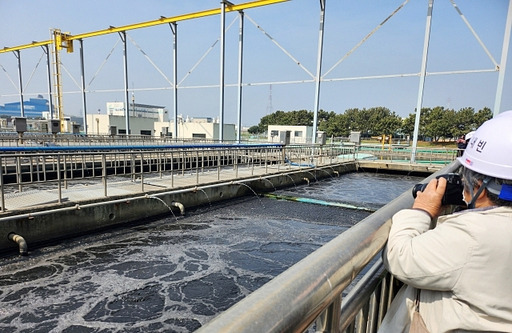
[0,172,423,332]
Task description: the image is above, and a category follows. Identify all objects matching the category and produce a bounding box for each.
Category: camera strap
[468,177,491,209]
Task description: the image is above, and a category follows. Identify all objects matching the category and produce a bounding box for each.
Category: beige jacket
[383,207,512,332]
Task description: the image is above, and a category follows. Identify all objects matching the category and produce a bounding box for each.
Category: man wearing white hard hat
[379,111,512,332]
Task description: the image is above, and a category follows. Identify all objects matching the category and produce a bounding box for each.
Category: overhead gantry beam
[0,0,288,54]
[0,0,288,137]
[0,40,52,54]
[70,0,288,41]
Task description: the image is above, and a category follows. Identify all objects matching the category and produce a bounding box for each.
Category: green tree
[319,113,350,137]
[370,107,403,135]
[343,108,366,133]
[401,108,430,139]
[401,113,416,138]
[474,107,493,129]
[255,105,493,141]
[248,125,261,134]
[453,107,475,138]
[257,109,334,133]
[424,107,456,141]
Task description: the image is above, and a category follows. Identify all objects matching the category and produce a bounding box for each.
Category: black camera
[412,173,466,206]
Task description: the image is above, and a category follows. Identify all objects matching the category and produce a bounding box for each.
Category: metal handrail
[197,161,460,333]
[0,144,350,212]
[0,143,457,213]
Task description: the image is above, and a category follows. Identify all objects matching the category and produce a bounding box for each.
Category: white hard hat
[457,110,512,180]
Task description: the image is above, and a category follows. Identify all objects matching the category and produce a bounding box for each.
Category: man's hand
[412,177,447,219]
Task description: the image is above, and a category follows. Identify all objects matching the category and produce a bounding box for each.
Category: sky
[0,0,511,127]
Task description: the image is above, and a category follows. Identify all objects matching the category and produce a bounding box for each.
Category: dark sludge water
[0,172,423,333]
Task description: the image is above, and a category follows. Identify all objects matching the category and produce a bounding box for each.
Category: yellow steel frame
[0,0,288,53]
[0,40,52,53]
[0,0,288,132]
[69,0,288,42]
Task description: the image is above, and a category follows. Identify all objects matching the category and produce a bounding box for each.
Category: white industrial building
[267,125,314,144]
[86,102,236,141]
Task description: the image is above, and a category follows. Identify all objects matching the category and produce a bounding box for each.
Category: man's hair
[462,168,512,207]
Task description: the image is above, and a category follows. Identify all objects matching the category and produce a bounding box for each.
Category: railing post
[102,153,107,197]
[217,150,221,180]
[367,290,379,332]
[196,150,200,185]
[29,156,34,184]
[315,295,342,333]
[0,156,5,212]
[251,149,255,176]
[140,152,145,192]
[171,151,174,188]
[63,154,68,189]
[57,154,62,204]
[201,149,205,173]
[16,154,22,193]
[235,149,239,178]
[265,149,268,173]
[232,148,236,171]
[355,305,369,333]
[159,151,162,178]
[131,153,136,181]
[182,150,185,176]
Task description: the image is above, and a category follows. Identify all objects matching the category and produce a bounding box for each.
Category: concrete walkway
[2,163,317,214]
[0,158,448,253]
[2,159,445,215]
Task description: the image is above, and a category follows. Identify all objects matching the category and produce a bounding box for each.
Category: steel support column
[170,22,178,140]
[411,0,434,163]
[219,1,233,142]
[312,0,326,144]
[79,39,88,135]
[494,0,512,116]
[42,45,54,121]
[14,50,25,117]
[119,31,131,135]
[237,11,245,143]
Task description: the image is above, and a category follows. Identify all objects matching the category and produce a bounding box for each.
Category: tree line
[248,106,493,141]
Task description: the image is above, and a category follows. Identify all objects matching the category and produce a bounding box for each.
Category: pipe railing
[0,144,352,212]
[0,143,457,213]
[0,132,244,147]
[0,142,460,329]
[197,161,460,333]
[358,145,458,164]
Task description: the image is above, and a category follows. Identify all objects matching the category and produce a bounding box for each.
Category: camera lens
[412,183,427,198]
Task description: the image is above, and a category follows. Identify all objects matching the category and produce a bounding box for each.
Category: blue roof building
[0,95,53,118]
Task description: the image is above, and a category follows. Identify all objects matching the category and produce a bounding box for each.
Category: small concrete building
[87,102,167,136]
[267,125,313,144]
[87,102,236,140]
[169,116,236,141]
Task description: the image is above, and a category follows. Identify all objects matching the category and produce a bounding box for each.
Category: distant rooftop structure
[0,95,54,118]
[106,101,168,121]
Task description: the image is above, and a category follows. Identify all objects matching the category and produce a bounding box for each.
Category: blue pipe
[0,143,284,152]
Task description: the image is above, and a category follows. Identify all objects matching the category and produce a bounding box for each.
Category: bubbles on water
[282,172,422,210]
[0,172,420,332]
